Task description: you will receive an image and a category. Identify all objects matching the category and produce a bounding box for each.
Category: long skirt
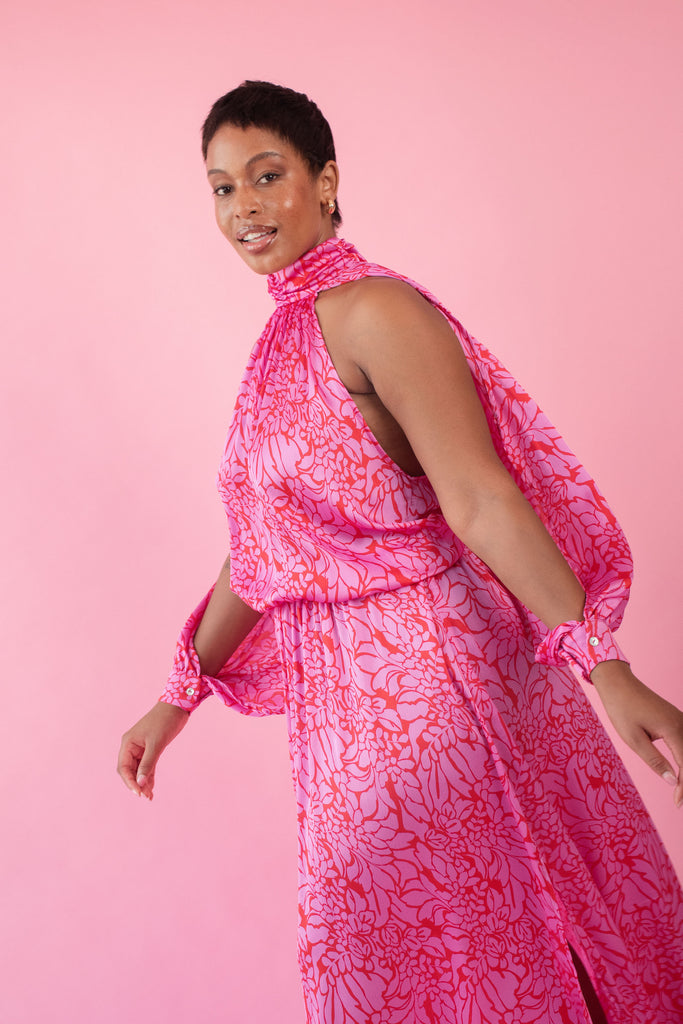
[274,554,683,1024]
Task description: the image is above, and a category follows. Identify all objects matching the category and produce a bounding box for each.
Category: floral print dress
[162,238,683,1024]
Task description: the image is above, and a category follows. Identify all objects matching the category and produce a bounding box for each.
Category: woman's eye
[213,185,232,197]
[258,172,280,184]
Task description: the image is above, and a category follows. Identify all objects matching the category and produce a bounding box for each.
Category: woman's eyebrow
[207,151,285,176]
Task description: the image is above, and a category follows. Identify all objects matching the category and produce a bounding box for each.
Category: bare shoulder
[317,275,437,322]
[316,276,448,359]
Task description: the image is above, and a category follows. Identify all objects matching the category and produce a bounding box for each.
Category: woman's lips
[237,227,277,254]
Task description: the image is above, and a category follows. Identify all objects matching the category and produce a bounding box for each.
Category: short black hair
[201,80,342,226]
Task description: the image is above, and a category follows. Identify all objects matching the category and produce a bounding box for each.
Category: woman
[118,81,683,1023]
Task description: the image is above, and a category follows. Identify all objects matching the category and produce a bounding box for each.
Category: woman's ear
[319,160,340,205]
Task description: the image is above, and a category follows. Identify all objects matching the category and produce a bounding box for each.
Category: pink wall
[2,1,681,1021]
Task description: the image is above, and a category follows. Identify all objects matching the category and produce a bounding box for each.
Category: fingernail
[137,774,147,786]
[662,771,677,787]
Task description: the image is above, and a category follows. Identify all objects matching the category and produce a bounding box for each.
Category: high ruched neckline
[267,237,366,304]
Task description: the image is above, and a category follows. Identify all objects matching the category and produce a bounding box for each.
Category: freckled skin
[205,124,339,276]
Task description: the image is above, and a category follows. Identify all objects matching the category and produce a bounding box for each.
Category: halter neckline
[267,237,366,304]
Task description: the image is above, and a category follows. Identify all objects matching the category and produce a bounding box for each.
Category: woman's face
[205,123,339,275]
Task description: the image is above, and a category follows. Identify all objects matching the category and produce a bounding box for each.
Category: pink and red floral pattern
[162,239,683,1023]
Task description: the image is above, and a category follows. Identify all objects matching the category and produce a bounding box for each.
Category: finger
[136,774,154,800]
[624,727,677,785]
[659,731,683,809]
[117,742,144,796]
[651,719,683,808]
[136,752,159,801]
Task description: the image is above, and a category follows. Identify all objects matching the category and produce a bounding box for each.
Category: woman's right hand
[591,661,683,808]
[117,702,190,800]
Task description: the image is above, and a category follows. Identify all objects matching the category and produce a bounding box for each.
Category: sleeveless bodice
[217,239,464,611]
[217,237,631,626]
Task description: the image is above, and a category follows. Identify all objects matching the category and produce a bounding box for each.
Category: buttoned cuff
[159,590,216,712]
[159,635,214,711]
[535,613,629,684]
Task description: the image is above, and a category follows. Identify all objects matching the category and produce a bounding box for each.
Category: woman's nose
[234,186,261,218]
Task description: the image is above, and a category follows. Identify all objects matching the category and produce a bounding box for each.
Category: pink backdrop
[2,1,681,1021]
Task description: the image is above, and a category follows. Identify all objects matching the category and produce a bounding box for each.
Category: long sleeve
[535,609,629,684]
[160,589,217,711]
[159,589,288,717]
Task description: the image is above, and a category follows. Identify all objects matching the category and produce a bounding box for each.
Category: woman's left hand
[591,660,683,808]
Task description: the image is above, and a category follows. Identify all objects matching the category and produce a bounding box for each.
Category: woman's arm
[192,557,263,675]
[328,279,583,627]
[324,277,683,805]
[117,557,262,800]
